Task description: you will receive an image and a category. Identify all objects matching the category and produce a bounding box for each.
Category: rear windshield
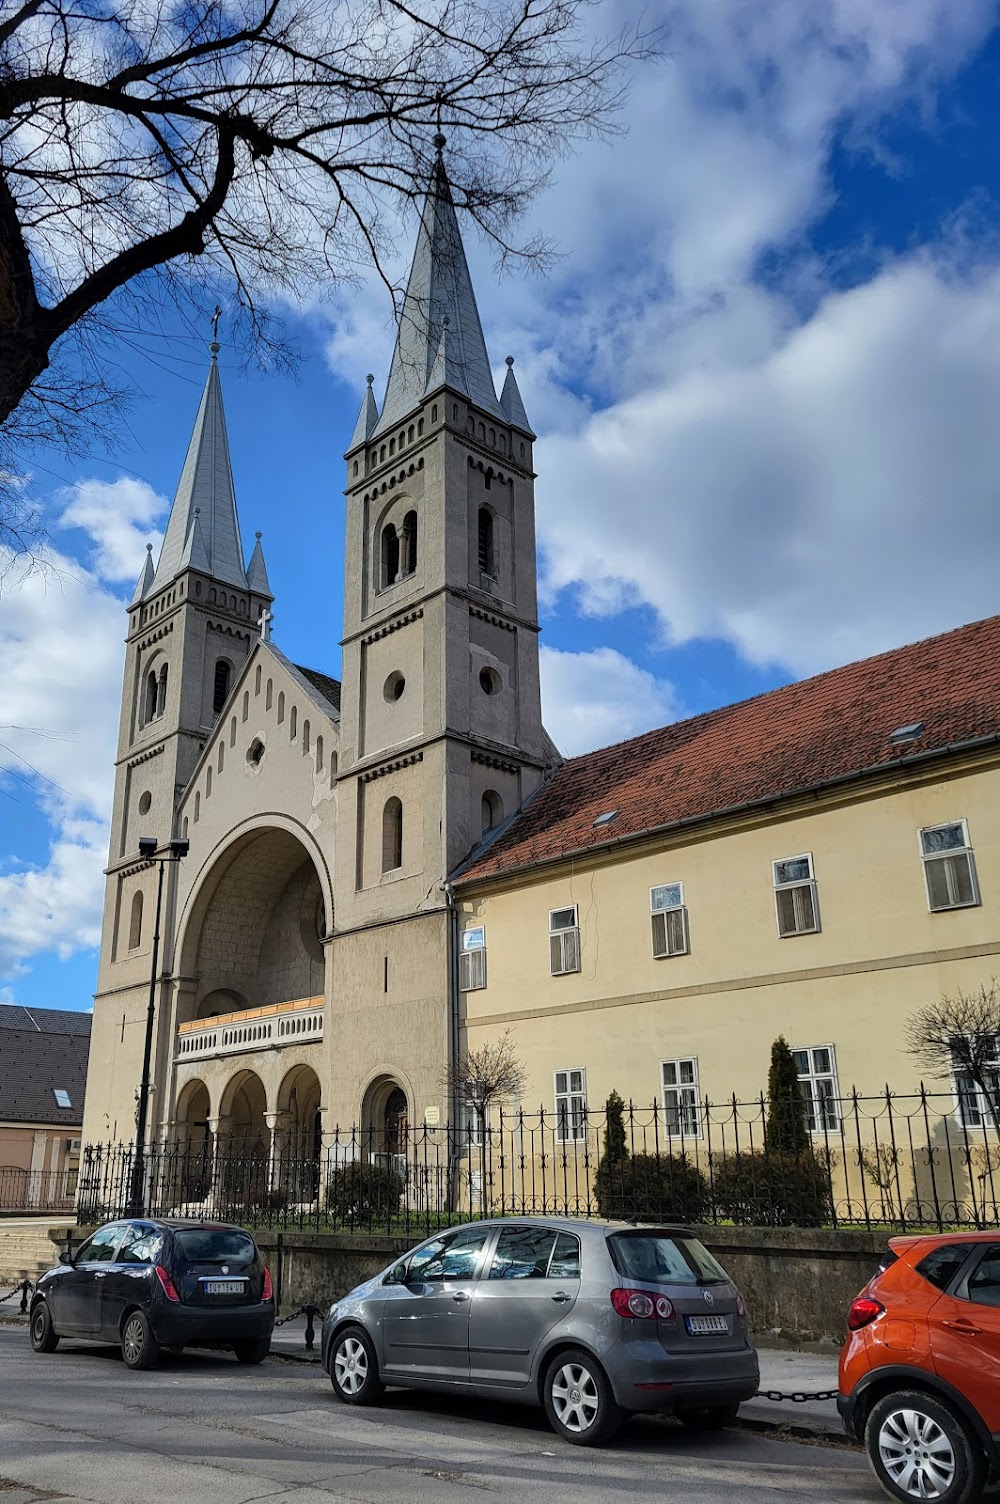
[609,1232,729,1286]
[173,1229,256,1265]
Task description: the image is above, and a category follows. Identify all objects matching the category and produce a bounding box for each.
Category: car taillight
[262,1267,273,1302]
[611,1288,674,1320]
[736,1293,746,1318]
[847,1295,884,1331]
[155,1265,180,1303]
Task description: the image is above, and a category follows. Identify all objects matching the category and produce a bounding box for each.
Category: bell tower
[335,137,555,932]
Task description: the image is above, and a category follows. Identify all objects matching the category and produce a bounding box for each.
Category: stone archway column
[208,1113,232,1210]
[264,1110,290,1200]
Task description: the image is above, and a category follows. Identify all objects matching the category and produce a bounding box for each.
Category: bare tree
[445,1027,527,1133]
[0,0,649,501]
[905,981,1000,1137]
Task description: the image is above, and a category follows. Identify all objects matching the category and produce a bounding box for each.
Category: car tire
[543,1349,623,1447]
[29,1302,59,1354]
[676,1404,740,1431]
[864,1390,986,1504]
[330,1325,384,1406]
[121,1309,160,1371]
[233,1338,271,1365]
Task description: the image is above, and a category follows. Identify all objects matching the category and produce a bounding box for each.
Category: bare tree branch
[444,1028,527,1123]
[905,981,1000,1137]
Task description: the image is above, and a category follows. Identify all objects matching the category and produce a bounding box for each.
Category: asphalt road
[0,1324,879,1504]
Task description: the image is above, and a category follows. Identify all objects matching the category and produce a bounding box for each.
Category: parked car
[839,1230,1000,1504]
[320,1217,758,1445]
[29,1218,274,1370]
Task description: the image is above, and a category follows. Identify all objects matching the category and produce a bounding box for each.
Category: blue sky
[4,0,1000,1015]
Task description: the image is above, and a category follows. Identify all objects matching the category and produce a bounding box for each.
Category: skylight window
[53,1089,72,1109]
[593,810,619,828]
[889,722,925,746]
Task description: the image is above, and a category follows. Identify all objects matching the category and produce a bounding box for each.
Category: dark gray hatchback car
[321,1217,758,1445]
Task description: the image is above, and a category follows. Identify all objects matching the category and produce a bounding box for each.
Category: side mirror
[383,1263,407,1286]
[58,1250,74,1266]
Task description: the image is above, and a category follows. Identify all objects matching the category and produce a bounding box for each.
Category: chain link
[757,1388,840,1404]
[273,1305,307,1328]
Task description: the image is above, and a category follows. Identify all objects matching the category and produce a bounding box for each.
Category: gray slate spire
[130,543,155,605]
[500,356,534,437]
[373,140,505,435]
[246,531,273,597]
[350,374,380,449]
[151,342,248,591]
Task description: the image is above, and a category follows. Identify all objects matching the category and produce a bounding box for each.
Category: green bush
[325,1160,405,1224]
[710,1150,832,1227]
[594,1151,706,1223]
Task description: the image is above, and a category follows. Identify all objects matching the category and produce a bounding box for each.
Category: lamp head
[137,836,157,861]
[170,838,190,859]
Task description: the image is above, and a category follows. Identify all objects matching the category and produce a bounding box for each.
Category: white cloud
[59,475,165,584]
[540,645,683,757]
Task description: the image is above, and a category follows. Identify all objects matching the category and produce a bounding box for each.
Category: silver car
[320,1218,759,1445]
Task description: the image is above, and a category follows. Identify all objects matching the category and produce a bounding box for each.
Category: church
[83,144,1000,1209]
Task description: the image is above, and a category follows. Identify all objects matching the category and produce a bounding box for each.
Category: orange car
[839,1231,1000,1504]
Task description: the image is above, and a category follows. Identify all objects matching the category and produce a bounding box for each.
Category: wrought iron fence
[0,1165,79,1214]
[75,1087,1000,1234]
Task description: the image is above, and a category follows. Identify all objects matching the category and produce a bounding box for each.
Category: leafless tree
[0,0,650,528]
[905,981,1000,1137]
[445,1027,527,1131]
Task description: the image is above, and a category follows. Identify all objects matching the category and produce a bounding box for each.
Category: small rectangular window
[920,821,979,912]
[459,926,487,991]
[549,907,580,976]
[661,1057,701,1137]
[651,883,689,958]
[953,1037,1000,1129]
[792,1044,840,1133]
[774,853,819,936]
[554,1068,587,1141]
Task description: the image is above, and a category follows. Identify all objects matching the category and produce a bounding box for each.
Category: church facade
[82,149,557,1163]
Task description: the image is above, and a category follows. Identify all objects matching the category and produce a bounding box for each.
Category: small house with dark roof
[0,1005,90,1211]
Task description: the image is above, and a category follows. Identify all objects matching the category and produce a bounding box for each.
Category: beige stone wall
[457,754,1000,1116]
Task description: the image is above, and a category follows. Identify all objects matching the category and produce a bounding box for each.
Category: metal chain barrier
[756,1388,840,1403]
[273,1305,307,1328]
[0,1280,33,1313]
[272,1302,322,1351]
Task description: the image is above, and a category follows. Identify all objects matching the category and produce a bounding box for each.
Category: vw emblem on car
[703,1289,715,1306]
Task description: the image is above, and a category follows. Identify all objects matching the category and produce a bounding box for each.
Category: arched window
[417,418,424,436]
[144,670,158,725]
[242,690,249,722]
[217,742,224,773]
[401,511,417,576]
[265,678,273,710]
[290,705,297,739]
[230,716,237,747]
[277,691,285,724]
[254,665,261,695]
[382,797,403,872]
[128,890,143,950]
[302,719,311,755]
[213,659,232,715]
[316,735,324,772]
[194,792,201,823]
[478,508,495,576]
[482,790,504,835]
[156,664,168,717]
[206,766,212,797]
[182,816,189,839]
[380,523,400,588]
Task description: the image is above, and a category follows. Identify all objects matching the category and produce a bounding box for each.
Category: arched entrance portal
[362,1076,409,1163]
[175,1079,213,1201]
[275,1065,322,1203]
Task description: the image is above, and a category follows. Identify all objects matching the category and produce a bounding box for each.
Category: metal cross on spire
[211,305,223,342]
[257,605,273,641]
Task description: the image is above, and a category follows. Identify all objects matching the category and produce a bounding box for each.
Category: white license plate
[204,1280,245,1296]
[686,1314,729,1335]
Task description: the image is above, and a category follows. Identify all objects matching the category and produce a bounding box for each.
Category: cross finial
[210,305,222,353]
[257,605,273,642]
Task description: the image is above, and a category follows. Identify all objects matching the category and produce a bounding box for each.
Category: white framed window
[773,853,819,937]
[952,1040,1000,1129]
[661,1058,700,1138]
[920,821,980,912]
[459,926,487,991]
[554,1069,587,1141]
[651,883,689,958]
[792,1045,840,1133]
[463,1101,489,1149]
[549,906,581,976]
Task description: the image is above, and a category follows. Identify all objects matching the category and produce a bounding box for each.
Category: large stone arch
[174,1078,213,1201]
[175,819,332,1025]
[274,1063,323,1203]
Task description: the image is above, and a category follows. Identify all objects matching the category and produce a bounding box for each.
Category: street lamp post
[129,836,189,1216]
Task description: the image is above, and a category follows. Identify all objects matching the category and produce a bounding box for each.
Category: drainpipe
[442,880,460,1211]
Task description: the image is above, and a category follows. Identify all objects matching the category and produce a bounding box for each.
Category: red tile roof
[456,616,1000,885]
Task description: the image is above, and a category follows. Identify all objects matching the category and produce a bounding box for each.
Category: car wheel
[543,1349,623,1446]
[865,1390,986,1504]
[330,1326,384,1406]
[676,1404,740,1431]
[233,1338,271,1365]
[121,1310,160,1371]
[29,1302,59,1354]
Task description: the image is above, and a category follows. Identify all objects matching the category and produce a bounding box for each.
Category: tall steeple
[151,339,248,591]
[372,136,505,435]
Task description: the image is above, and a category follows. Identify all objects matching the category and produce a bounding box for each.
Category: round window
[247,738,265,767]
[384,671,406,702]
[479,667,502,696]
[138,791,152,816]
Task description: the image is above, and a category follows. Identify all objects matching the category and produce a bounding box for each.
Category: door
[381,1225,493,1382]
[99,1223,164,1340]
[928,1243,1000,1432]
[469,1226,581,1387]
[53,1224,125,1335]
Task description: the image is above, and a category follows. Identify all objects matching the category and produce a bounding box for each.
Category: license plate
[204,1280,245,1296]
[686,1314,729,1335]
